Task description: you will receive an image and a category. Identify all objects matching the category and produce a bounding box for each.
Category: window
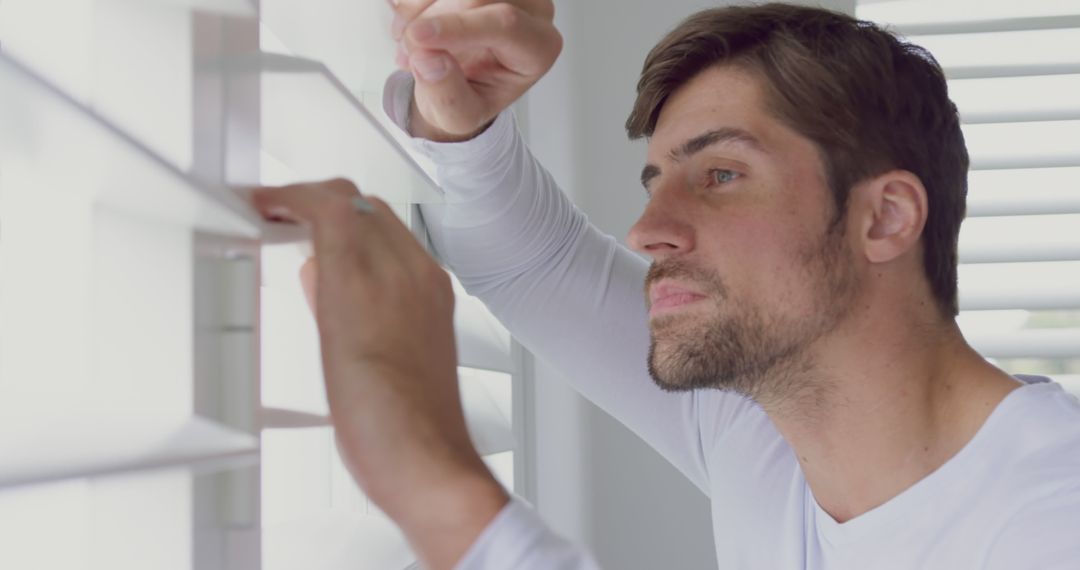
[857,0,1080,396]
[0,1,525,568]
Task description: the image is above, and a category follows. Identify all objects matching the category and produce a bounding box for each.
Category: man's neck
[764,313,1022,524]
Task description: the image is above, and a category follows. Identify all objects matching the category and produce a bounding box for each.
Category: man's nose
[626,188,695,260]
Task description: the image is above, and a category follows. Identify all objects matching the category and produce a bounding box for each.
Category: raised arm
[387,0,755,490]
[246,3,742,568]
[383,72,713,490]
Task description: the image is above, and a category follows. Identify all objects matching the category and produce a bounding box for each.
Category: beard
[645,225,857,406]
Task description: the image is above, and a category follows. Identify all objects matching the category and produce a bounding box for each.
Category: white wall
[520,1,854,568]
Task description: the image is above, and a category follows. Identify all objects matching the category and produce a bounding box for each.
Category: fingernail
[392,13,406,40]
[413,55,448,82]
[267,206,293,220]
[409,20,439,42]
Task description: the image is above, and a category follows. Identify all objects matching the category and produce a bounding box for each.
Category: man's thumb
[410,50,489,137]
[299,257,317,315]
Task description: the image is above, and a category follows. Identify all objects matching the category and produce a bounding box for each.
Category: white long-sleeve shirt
[382,73,1080,570]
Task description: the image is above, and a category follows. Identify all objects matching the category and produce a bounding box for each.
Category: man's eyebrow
[640,127,766,190]
[671,127,766,161]
[641,164,661,189]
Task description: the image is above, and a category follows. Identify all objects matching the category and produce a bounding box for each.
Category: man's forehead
[647,119,772,164]
[650,66,773,149]
[656,66,765,120]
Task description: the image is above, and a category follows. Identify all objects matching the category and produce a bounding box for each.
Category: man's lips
[648,282,707,317]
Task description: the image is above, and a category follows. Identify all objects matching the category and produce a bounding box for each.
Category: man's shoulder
[1012,378,1080,445]
[995,379,1080,477]
[984,379,1080,521]
[980,381,1080,570]
[983,480,1080,570]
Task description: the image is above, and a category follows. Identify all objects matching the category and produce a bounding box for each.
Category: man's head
[625,4,968,399]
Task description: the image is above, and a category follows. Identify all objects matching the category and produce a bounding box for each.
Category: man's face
[627,65,859,404]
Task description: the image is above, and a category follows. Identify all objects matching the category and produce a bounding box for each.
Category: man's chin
[649,371,696,393]
[648,310,708,337]
[647,341,714,393]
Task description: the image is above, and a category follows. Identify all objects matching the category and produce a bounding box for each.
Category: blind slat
[958,214,1080,264]
[967,168,1080,216]
[157,0,255,16]
[951,75,1080,124]
[260,408,332,429]
[260,0,396,94]
[959,261,1080,311]
[963,121,1080,170]
[460,374,515,456]
[215,52,443,204]
[263,512,415,570]
[967,196,1080,217]
[909,28,1080,69]
[960,288,1080,311]
[0,51,263,237]
[261,395,514,457]
[967,167,1080,217]
[858,1,1080,36]
[906,28,1080,79]
[456,295,514,373]
[946,63,1080,81]
[959,243,1080,264]
[0,416,258,490]
[453,275,514,373]
[966,328,1080,359]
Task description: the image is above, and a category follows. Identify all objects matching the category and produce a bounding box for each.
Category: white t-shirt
[383,73,1080,570]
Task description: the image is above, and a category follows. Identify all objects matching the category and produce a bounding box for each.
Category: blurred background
[0,0,1077,568]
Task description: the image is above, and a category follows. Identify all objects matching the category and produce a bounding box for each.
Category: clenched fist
[391,0,562,141]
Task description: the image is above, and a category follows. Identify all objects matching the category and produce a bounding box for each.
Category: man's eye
[709,169,740,186]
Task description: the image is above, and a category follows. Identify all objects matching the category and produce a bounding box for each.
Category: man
[253,2,1080,569]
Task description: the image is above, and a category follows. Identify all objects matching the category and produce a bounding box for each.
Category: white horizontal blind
[0,1,263,569]
[1,0,521,568]
[858,0,1080,395]
[256,1,521,569]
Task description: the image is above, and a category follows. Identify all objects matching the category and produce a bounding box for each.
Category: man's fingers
[410,49,491,136]
[299,257,318,315]
[392,0,439,36]
[256,185,416,275]
[394,0,555,24]
[253,179,381,255]
[253,178,360,222]
[252,182,325,224]
[405,4,562,76]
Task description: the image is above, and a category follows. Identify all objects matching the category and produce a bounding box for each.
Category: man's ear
[853,170,928,264]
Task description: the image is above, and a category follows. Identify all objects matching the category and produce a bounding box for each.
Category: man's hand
[391,0,561,141]
[253,180,508,570]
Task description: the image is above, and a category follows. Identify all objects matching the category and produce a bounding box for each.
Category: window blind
[858,0,1080,395]
[0,0,524,568]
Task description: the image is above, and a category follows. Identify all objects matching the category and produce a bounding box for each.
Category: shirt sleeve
[382,71,724,494]
[454,497,601,570]
[982,491,1080,570]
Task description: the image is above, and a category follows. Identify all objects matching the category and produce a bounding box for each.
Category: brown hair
[627,3,968,317]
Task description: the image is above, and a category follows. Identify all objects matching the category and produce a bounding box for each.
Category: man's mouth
[648,282,707,318]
